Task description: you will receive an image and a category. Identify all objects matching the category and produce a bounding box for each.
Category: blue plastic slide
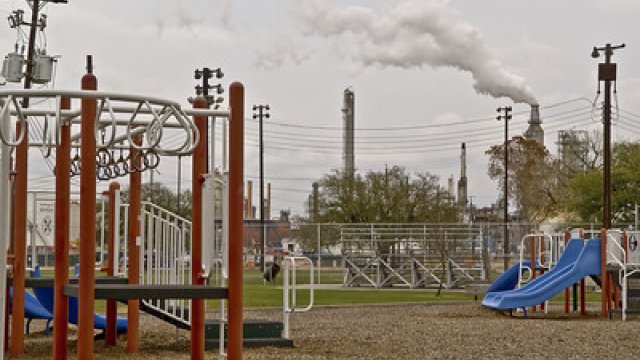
[486,260,536,293]
[31,265,128,333]
[8,287,53,335]
[482,238,601,310]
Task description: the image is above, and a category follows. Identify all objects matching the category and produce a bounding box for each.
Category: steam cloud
[290,0,538,105]
[254,37,312,70]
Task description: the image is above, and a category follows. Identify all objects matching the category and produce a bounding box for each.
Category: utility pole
[253,104,270,273]
[5,0,67,106]
[591,43,625,230]
[193,67,224,170]
[188,67,223,210]
[497,106,512,271]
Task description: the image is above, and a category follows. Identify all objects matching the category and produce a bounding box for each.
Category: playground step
[205,319,285,339]
[204,319,293,349]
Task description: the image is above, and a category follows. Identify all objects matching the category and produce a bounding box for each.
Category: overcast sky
[2,0,640,219]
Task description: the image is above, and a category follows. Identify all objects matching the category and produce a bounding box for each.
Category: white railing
[517,233,555,290]
[283,256,314,340]
[138,201,193,327]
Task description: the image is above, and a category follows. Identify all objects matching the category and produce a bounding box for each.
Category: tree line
[305,132,640,226]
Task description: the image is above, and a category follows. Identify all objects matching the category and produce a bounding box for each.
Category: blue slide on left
[486,260,537,294]
[31,265,128,333]
[482,238,601,310]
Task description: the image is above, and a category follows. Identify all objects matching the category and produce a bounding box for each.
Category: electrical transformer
[1,52,25,82]
[32,54,55,84]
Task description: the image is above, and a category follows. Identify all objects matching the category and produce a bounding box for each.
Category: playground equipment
[29,265,128,333]
[282,256,314,340]
[483,238,601,310]
[341,224,488,289]
[482,229,640,321]
[8,287,52,336]
[0,59,245,360]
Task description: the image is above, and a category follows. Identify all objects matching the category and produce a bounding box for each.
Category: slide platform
[482,239,601,310]
[31,265,128,333]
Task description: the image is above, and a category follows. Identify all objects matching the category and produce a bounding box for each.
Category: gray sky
[2,0,640,218]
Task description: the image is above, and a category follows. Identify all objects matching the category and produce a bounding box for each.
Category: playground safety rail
[283,256,314,340]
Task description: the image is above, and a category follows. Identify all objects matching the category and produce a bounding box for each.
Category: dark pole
[253,105,270,272]
[591,43,625,229]
[497,106,512,271]
[22,0,40,108]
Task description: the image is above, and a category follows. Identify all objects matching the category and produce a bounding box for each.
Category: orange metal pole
[105,182,119,345]
[53,97,71,360]
[600,228,608,318]
[127,137,141,353]
[190,96,208,360]
[10,119,28,357]
[564,231,569,314]
[78,61,98,359]
[227,82,245,360]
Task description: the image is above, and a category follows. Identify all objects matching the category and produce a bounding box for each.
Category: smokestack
[524,104,544,147]
[448,176,455,203]
[246,180,253,219]
[342,88,355,178]
[457,143,468,207]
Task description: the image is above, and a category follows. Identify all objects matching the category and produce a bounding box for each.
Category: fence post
[316,223,321,285]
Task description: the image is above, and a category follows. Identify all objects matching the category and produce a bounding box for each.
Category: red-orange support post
[106,182,120,345]
[190,96,208,359]
[228,82,245,360]
[600,228,608,318]
[53,97,71,360]
[78,60,98,359]
[563,231,570,314]
[127,137,141,353]
[11,118,28,356]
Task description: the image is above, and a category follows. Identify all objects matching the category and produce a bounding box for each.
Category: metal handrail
[517,233,554,289]
[606,232,628,320]
[283,256,314,340]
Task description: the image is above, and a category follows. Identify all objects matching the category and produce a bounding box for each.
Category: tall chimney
[246,180,253,219]
[457,143,468,207]
[524,104,544,147]
[342,88,355,178]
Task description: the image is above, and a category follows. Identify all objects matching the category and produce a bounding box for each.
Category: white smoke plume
[290,0,537,105]
[254,37,312,70]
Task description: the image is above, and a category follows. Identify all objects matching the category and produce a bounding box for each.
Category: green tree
[310,167,459,224]
[296,167,460,249]
[486,136,563,222]
[568,141,640,224]
[121,182,192,219]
